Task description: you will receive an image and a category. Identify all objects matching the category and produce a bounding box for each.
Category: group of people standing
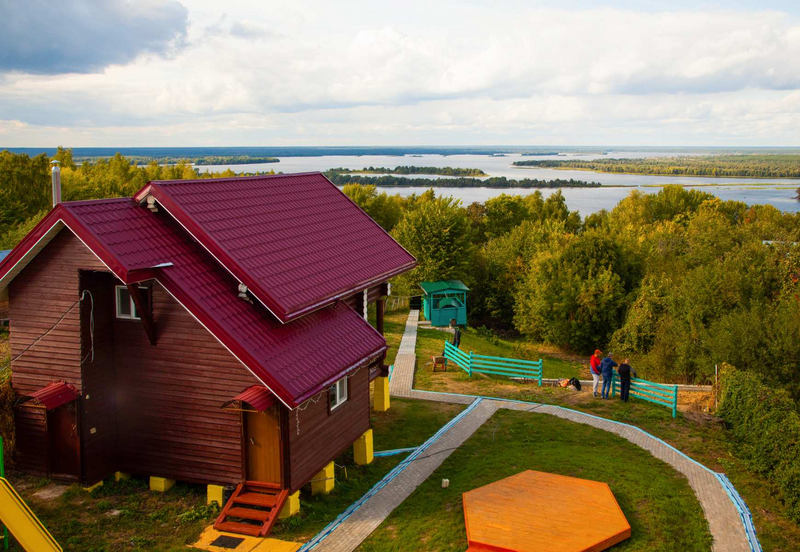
[589,350,637,401]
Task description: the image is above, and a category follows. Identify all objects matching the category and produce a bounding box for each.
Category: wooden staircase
[214,481,289,537]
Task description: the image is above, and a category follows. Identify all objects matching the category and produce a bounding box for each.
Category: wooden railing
[612,373,678,418]
[444,341,542,385]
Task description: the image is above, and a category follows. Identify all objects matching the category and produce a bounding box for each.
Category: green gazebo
[420,280,469,327]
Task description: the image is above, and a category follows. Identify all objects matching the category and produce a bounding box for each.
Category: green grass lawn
[382,307,410,364]
[5,398,464,551]
[388,320,800,551]
[416,325,583,380]
[359,409,712,551]
[271,398,465,542]
[5,476,217,552]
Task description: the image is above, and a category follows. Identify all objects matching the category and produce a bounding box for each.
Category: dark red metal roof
[20,381,80,410]
[0,193,394,408]
[133,173,416,322]
[224,385,277,412]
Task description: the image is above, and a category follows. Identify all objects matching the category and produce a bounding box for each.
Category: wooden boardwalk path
[387,309,418,398]
[306,310,754,552]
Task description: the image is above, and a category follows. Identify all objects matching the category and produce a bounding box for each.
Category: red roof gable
[0,180,406,407]
[134,173,416,323]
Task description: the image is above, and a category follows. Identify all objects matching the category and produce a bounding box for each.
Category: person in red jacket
[589,349,602,397]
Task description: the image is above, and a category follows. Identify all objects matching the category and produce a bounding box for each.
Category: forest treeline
[342,184,800,396]
[0,148,274,248]
[2,149,799,396]
[326,173,601,188]
[514,154,800,178]
[330,166,487,176]
[192,156,279,165]
[74,155,279,166]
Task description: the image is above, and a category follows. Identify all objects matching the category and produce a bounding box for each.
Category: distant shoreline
[7,145,800,158]
[515,164,800,180]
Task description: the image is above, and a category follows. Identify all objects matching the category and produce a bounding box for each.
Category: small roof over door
[222,385,277,412]
[18,381,80,410]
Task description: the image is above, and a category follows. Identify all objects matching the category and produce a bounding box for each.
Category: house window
[328,378,348,411]
[115,285,149,320]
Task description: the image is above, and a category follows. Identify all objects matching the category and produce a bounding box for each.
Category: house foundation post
[207,484,224,506]
[150,476,175,492]
[354,429,374,465]
[279,490,301,519]
[311,461,335,495]
[373,376,390,412]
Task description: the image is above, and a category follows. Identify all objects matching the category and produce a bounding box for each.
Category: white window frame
[115,285,148,320]
[329,377,348,411]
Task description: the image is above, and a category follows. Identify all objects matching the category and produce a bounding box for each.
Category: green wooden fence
[444,341,543,385]
[612,373,678,418]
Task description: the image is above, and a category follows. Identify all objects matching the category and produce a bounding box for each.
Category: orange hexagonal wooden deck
[462,470,631,552]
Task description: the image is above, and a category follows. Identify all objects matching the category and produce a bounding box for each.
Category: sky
[1,0,800,147]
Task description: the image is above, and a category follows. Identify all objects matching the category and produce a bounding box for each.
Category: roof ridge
[61,197,133,206]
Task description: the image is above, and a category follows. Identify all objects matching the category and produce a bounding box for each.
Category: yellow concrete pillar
[114,471,130,482]
[354,429,374,465]
[279,490,300,519]
[150,476,175,492]
[207,484,225,506]
[311,462,335,495]
[373,376,390,412]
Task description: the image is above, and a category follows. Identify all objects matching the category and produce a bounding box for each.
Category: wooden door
[47,402,80,479]
[245,407,282,485]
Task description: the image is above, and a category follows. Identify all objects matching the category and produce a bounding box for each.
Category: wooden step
[215,520,262,537]
[214,484,289,538]
[234,491,279,508]
[225,507,271,522]
[245,480,282,490]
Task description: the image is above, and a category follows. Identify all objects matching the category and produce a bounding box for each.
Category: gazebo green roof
[419,280,470,294]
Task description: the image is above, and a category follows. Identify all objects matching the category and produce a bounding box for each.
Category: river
[197,152,800,215]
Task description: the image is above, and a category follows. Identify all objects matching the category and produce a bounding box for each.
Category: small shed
[420,280,469,326]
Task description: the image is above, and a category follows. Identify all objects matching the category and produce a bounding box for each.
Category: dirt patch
[526,343,586,364]
[681,410,725,427]
[678,390,714,412]
[33,484,69,501]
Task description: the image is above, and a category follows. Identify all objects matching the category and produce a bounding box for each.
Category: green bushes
[717,365,800,521]
[0,366,14,463]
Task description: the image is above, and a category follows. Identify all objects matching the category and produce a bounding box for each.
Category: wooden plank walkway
[310,399,500,551]
[387,309,419,398]
[305,311,754,552]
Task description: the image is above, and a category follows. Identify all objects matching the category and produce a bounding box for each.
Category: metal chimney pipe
[51,160,61,207]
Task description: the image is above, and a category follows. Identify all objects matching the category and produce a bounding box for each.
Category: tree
[513,231,640,351]
[472,219,568,328]
[341,184,404,231]
[390,196,474,295]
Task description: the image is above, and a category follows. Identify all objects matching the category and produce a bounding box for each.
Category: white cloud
[0,0,188,75]
[1,1,800,145]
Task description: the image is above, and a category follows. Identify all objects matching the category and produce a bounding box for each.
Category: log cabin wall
[9,230,106,475]
[113,281,260,485]
[79,270,119,483]
[286,363,372,492]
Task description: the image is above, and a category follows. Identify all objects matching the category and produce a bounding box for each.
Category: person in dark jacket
[617,358,637,402]
[599,353,617,399]
[450,318,461,348]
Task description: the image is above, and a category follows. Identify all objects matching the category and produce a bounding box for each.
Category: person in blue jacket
[600,353,618,399]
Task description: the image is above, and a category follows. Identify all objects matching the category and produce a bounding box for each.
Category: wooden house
[0,173,415,537]
[420,280,469,326]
